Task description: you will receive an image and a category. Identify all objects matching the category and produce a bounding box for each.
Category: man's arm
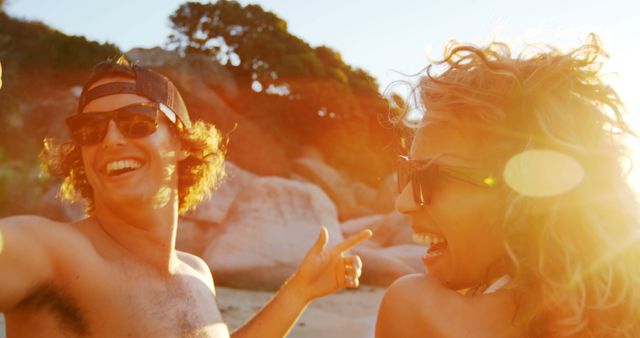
[231,227,372,338]
[0,215,56,310]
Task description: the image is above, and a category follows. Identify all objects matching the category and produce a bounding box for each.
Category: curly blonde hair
[42,56,226,215]
[42,119,225,215]
[402,34,640,337]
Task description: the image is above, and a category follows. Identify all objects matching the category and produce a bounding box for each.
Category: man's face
[79,77,184,212]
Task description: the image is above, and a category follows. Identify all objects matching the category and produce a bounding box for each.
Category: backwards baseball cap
[76,63,192,129]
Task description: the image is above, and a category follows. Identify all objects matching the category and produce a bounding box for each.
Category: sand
[217,286,384,338]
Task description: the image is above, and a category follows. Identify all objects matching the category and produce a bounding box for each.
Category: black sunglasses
[397,155,499,207]
[66,102,174,146]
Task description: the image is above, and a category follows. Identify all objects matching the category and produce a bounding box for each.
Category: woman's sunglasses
[66,102,173,146]
[397,155,499,207]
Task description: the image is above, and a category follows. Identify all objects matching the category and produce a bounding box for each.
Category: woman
[376,34,640,337]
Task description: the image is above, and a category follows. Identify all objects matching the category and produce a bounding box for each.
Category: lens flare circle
[504,150,584,197]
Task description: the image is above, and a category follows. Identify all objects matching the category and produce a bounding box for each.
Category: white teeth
[413,233,446,246]
[106,159,142,175]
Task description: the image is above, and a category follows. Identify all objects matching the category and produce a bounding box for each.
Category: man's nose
[102,120,126,148]
[396,183,419,214]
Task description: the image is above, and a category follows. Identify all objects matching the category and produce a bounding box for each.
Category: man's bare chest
[12,261,228,338]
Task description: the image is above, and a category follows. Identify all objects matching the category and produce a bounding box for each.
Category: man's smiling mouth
[105,159,142,176]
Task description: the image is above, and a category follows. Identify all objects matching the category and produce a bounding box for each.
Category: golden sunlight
[0,230,4,255]
[599,37,640,198]
[503,150,584,197]
[152,186,173,210]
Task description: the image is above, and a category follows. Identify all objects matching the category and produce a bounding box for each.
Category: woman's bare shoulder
[376,274,521,338]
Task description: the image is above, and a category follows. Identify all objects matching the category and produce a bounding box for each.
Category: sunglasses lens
[66,104,159,146]
[413,165,437,206]
[115,106,158,138]
[67,115,109,146]
[396,157,438,206]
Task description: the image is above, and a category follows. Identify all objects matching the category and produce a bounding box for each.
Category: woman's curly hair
[396,34,640,337]
[41,57,226,215]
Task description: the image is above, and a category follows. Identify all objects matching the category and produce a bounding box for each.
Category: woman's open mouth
[413,232,448,263]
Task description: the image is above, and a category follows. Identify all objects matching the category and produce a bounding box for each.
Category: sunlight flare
[504,150,584,197]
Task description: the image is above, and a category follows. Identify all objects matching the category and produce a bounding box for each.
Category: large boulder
[127,47,237,98]
[341,212,423,286]
[292,157,374,221]
[342,211,413,247]
[371,172,398,215]
[184,162,257,224]
[202,176,343,290]
[176,219,223,257]
[35,182,85,222]
[178,162,256,256]
[353,245,425,286]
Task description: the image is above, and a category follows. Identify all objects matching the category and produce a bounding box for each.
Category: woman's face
[396,119,508,290]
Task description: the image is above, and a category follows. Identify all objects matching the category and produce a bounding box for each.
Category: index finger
[333,229,373,253]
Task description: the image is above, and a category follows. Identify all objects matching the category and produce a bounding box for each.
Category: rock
[341,212,422,286]
[127,48,237,97]
[202,176,343,290]
[299,145,325,162]
[341,211,413,247]
[292,157,374,221]
[126,47,182,68]
[35,182,85,222]
[371,173,398,214]
[352,181,377,211]
[185,162,257,224]
[353,245,426,287]
[341,214,384,247]
[176,219,223,257]
[127,47,291,177]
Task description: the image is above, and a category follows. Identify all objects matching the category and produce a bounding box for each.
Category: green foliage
[0,146,44,217]
[0,11,120,69]
[168,1,398,184]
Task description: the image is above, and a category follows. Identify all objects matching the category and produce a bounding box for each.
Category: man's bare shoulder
[1,214,78,238]
[0,214,96,256]
[2,214,64,226]
[376,274,521,338]
[177,251,215,289]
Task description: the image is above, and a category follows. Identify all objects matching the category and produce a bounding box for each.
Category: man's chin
[96,191,152,211]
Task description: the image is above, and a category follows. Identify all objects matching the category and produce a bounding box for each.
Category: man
[0,57,370,337]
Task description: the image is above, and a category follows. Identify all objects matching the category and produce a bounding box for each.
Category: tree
[168,1,399,184]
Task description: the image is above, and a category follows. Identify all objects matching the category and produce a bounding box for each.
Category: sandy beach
[217,286,385,338]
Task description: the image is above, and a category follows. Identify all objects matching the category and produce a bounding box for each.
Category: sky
[4,0,638,97]
[4,0,640,137]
